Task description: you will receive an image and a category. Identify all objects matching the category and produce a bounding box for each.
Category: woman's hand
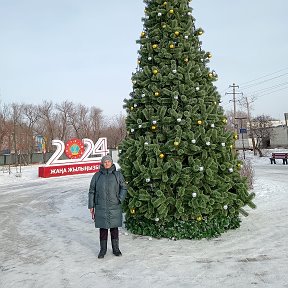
[90,208,95,220]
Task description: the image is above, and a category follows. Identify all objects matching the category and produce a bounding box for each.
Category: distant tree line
[0,100,276,164]
[0,100,126,161]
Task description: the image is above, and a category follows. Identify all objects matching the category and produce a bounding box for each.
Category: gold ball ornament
[154,91,160,96]
[159,153,165,159]
[208,72,213,78]
[174,141,180,146]
[130,208,135,214]
[151,125,157,131]
[169,9,174,14]
[141,32,146,38]
[207,52,212,58]
[174,31,180,36]
[184,58,189,63]
[197,120,203,125]
[153,69,158,75]
[130,106,134,111]
[169,44,175,49]
[198,30,203,36]
[230,144,233,149]
[162,24,167,28]
[152,44,158,49]
[163,1,167,5]
[196,215,202,221]
[233,133,238,140]
[237,163,242,169]
[222,118,228,124]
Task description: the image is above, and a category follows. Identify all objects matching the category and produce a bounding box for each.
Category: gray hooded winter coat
[88,164,127,229]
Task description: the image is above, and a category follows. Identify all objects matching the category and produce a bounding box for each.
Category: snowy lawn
[0,152,288,288]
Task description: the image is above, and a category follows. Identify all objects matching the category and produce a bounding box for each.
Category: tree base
[125,215,241,240]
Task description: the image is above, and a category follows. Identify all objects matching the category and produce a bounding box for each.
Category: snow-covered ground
[0,151,288,288]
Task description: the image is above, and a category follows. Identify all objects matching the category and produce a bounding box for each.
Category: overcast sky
[0,0,287,120]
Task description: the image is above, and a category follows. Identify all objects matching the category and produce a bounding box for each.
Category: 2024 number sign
[38,137,108,178]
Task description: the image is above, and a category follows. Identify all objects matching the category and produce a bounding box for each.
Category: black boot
[111,238,122,256]
[98,240,107,259]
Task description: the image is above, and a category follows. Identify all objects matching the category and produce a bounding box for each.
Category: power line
[239,67,288,86]
[250,86,288,99]
[241,73,288,90]
[247,81,288,95]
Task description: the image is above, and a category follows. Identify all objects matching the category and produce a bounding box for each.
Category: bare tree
[88,106,103,141]
[224,109,235,132]
[9,103,25,165]
[68,103,89,139]
[22,104,41,163]
[103,113,126,148]
[0,103,10,153]
[55,100,74,141]
[251,114,274,156]
[38,101,58,152]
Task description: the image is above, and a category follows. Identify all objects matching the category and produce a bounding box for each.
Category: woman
[88,155,127,259]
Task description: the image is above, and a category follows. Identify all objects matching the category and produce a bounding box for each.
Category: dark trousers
[99,228,119,241]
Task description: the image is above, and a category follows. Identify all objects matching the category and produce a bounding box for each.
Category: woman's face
[103,160,113,169]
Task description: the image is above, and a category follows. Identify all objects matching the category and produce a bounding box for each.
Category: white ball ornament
[152,120,157,124]
[174,95,178,100]
[132,80,136,84]
[146,178,151,183]
[199,166,204,171]
[191,139,196,144]
[192,192,197,198]
[148,57,152,61]
[211,123,215,128]
[228,168,233,173]
[221,143,226,147]
[187,12,192,16]
[134,103,137,107]
[206,141,211,146]
[158,12,162,16]
[184,35,189,39]
[155,217,159,222]
[142,93,145,97]
[223,205,228,210]
[172,69,177,73]
[196,87,200,91]
[144,142,149,145]
[177,118,181,123]
[138,124,142,128]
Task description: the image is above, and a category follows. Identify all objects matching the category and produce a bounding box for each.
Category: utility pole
[225,83,243,133]
[235,117,247,159]
[243,96,257,155]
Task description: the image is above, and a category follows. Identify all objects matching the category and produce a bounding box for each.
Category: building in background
[269,113,288,148]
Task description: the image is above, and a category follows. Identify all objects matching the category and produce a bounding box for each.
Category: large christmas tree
[119,0,256,239]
